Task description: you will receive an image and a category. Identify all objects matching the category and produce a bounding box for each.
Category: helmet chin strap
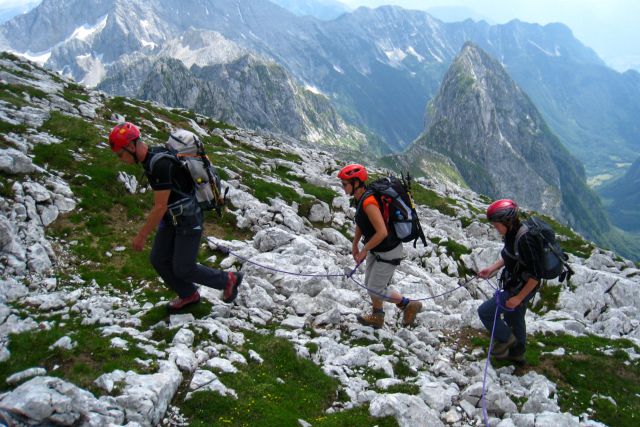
[127,140,139,164]
[351,180,366,198]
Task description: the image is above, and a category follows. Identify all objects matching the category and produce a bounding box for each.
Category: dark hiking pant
[150,210,228,298]
[477,289,536,355]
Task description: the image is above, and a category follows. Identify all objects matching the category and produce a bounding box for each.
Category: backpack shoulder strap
[148,151,178,175]
[502,224,528,263]
[147,151,194,199]
[514,224,529,259]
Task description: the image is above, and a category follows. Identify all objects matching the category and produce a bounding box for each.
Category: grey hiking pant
[364,243,404,300]
[150,210,228,298]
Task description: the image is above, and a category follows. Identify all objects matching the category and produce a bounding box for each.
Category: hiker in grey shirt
[109,122,242,311]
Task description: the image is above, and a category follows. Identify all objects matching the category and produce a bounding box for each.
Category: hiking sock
[396,297,410,309]
[373,308,385,315]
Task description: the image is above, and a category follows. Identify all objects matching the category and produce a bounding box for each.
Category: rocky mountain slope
[97,39,367,149]
[406,43,612,249]
[1,53,639,426]
[598,157,640,233]
[2,0,639,179]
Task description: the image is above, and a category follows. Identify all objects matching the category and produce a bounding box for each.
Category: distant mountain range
[1,0,639,253]
[2,0,639,180]
[269,0,350,20]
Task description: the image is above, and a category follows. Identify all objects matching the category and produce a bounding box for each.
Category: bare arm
[133,190,170,251]
[478,258,505,278]
[506,277,539,309]
[352,225,363,260]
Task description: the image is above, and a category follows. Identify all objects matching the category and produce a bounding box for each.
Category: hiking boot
[168,291,200,311]
[491,334,517,358]
[401,300,422,327]
[357,312,385,329]
[505,347,526,365]
[223,271,243,303]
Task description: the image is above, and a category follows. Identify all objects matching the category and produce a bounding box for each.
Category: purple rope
[349,275,474,302]
[215,244,360,278]
[481,288,516,427]
[216,244,474,302]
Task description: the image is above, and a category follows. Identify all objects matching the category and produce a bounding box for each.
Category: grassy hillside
[1,52,638,426]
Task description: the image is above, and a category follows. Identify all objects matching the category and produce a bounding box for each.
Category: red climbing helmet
[337,164,368,183]
[486,199,519,223]
[108,122,140,152]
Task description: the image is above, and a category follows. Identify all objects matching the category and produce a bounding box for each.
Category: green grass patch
[243,176,303,205]
[313,406,397,426]
[62,85,90,103]
[530,282,561,315]
[527,334,640,427]
[471,332,640,427]
[411,184,457,217]
[0,81,48,101]
[392,359,413,378]
[0,82,34,108]
[201,117,237,131]
[460,217,473,228]
[0,174,15,198]
[0,323,151,391]
[0,118,28,136]
[181,330,338,426]
[301,181,338,205]
[140,300,213,331]
[379,383,420,395]
[227,136,302,164]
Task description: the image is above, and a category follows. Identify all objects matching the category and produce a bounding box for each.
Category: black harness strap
[373,254,403,266]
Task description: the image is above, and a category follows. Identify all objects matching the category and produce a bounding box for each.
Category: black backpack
[364,173,427,248]
[508,217,574,282]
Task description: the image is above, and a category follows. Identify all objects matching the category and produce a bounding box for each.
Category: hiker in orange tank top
[338,164,422,329]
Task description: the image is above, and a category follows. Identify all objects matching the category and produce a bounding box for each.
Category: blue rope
[481,285,516,427]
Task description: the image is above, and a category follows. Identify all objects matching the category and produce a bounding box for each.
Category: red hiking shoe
[223,272,243,303]
[167,290,200,311]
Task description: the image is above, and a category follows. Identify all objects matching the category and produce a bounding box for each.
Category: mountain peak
[413,43,612,241]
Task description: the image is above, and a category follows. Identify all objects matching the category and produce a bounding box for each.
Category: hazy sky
[0,0,638,71]
[343,0,640,72]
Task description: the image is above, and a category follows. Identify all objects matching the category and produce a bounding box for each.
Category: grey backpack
[149,129,225,213]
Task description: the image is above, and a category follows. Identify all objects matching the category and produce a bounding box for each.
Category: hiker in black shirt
[109,122,242,311]
[477,199,543,363]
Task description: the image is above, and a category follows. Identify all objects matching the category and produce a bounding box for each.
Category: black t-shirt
[501,225,544,289]
[142,147,194,205]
